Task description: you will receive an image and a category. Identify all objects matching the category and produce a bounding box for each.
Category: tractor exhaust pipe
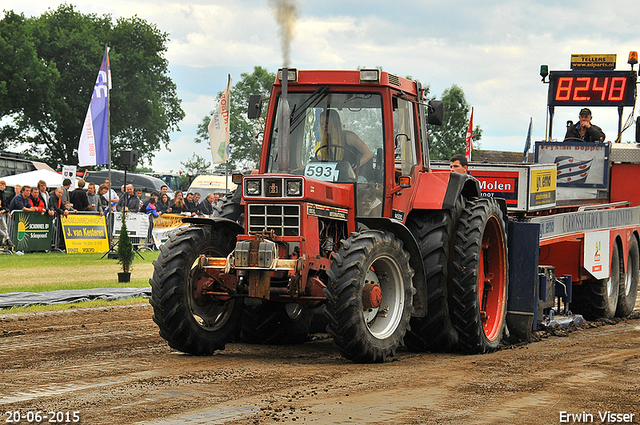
[277,67,291,172]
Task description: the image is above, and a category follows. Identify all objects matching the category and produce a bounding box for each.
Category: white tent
[2,169,64,188]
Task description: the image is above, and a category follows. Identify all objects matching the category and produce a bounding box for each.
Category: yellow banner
[153,214,185,229]
[61,214,110,253]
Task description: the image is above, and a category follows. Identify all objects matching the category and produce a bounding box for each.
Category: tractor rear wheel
[452,198,508,354]
[241,301,313,344]
[150,225,243,355]
[405,211,458,352]
[574,243,621,320]
[324,230,415,363]
[616,237,639,317]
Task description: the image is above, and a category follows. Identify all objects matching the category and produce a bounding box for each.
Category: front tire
[452,198,508,354]
[324,230,415,363]
[149,225,243,355]
[617,237,639,317]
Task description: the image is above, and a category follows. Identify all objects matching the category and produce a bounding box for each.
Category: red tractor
[150,68,509,362]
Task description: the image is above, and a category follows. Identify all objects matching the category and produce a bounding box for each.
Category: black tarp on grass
[0,288,151,309]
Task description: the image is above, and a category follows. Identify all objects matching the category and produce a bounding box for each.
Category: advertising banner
[11,211,54,252]
[112,212,150,239]
[151,214,188,249]
[61,214,109,253]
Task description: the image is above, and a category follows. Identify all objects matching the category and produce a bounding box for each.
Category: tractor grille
[248,204,300,236]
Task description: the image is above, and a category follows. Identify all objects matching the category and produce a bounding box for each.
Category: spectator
[160,184,170,199]
[136,188,144,209]
[97,184,110,214]
[0,183,12,245]
[29,186,46,212]
[213,193,222,208]
[197,193,215,216]
[170,191,187,214]
[69,178,89,212]
[48,187,70,218]
[0,180,7,210]
[184,192,197,215]
[116,184,140,212]
[193,192,201,206]
[103,178,119,204]
[0,196,14,248]
[145,197,161,218]
[157,193,172,214]
[10,184,21,204]
[37,180,50,209]
[61,178,72,204]
[142,191,159,212]
[0,180,9,224]
[86,182,103,215]
[9,185,36,212]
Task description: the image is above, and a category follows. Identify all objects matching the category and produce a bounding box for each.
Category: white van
[186,175,237,198]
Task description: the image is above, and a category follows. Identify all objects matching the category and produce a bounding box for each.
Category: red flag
[465,107,474,161]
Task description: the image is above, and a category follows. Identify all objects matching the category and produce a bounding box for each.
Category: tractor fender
[182,216,244,237]
[442,172,481,209]
[357,217,427,318]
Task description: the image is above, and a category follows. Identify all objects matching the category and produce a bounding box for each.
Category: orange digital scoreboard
[548,70,637,107]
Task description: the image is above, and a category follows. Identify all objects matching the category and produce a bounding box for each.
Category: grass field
[0,251,157,314]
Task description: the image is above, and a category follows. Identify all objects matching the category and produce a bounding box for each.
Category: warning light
[540,65,549,82]
[628,51,638,67]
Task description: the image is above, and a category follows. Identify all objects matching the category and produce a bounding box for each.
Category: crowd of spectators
[0,176,225,250]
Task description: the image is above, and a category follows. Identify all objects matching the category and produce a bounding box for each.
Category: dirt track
[1,302,640,425]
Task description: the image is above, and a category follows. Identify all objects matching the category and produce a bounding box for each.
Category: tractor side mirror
[247,95,263,119]
[636,116,640,144]
[427,100,444,126]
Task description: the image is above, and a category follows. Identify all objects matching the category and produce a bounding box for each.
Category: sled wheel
[452,198,508,354]
[617,237,639,317]
[241,301,313,344]
[324,230,415,363]
[149,225,243,355]
[574,242,621,320]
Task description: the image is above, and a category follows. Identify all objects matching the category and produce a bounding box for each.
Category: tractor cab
[255,68,444,219]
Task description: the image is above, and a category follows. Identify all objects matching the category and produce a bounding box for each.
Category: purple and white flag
[78,49,111,166]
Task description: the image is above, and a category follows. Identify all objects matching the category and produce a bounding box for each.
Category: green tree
[0,5,184,169]
[428,85,482,161]
[195,66,275,171]
[180,153,211,176]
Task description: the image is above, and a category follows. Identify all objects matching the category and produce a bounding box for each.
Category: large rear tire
[150,225,243,355]
[324,230,415,363]
[452,198,508,354]
[617,237,639,317]
[574,243,620,320]
[404,211,458,352]
[241,301,313,344]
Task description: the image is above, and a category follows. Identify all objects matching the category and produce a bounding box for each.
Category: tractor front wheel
[324,230,415,363]
[149,225,243,355]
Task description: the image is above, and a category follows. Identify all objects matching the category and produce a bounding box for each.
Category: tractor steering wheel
[563,137,586,143]
[314,145,359,169]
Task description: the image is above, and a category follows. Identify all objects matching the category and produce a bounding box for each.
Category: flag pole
[106,44,112,215]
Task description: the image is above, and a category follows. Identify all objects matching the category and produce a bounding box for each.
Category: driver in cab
[317,109,372,168]
[564,108,605,143]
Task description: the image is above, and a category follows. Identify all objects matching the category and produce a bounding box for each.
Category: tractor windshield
[267,91,384,184]
[266,91,385,216]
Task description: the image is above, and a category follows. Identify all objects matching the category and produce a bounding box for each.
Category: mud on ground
[1,302,639,424]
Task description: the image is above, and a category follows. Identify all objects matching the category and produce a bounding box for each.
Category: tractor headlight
[286,179,302,197]
[245,179,261,196]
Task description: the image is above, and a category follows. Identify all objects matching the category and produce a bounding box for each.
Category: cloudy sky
[3,0,640,172]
